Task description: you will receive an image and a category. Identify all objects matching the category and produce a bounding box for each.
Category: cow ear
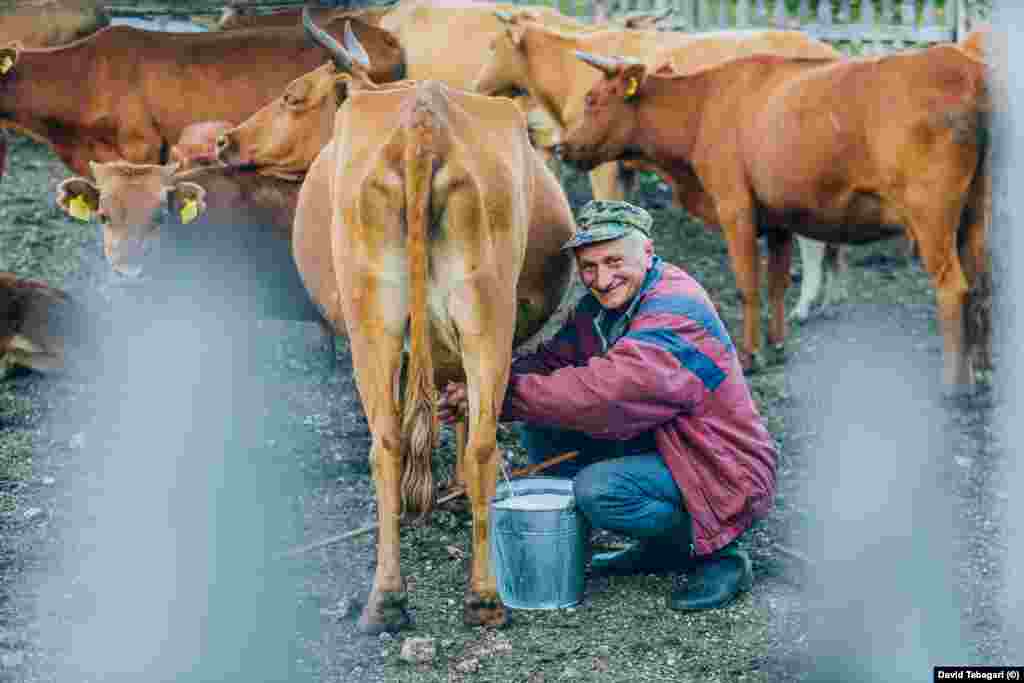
[621,61,648,101]
[56,177,100,222]
[0,44,20,76]
[171,181,207,225]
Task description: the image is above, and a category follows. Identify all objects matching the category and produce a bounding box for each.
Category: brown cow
[0,272,88,375]
[558,46,989,389]
[53,161,323,321]
[473,14,849,321]
[295,12,575,632]
[169,120,236,171]
[0,16,404,178]
[0,0,108,48]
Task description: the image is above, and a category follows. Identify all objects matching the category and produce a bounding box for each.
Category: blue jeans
[519,424,691,542]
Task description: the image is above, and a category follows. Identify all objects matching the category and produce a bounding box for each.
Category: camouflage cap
[562,199,653,251]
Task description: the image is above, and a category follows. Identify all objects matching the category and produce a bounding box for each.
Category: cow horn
[343,21,371,69]
[574,50,620,76]
[303,6,356,74]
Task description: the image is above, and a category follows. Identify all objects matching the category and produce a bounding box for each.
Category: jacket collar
[593,257,664,353]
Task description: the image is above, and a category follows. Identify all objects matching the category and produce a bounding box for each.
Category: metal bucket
[489,477,590,610]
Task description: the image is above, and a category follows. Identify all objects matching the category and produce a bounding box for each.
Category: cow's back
[0,0,108,47]
[657,29,840,74]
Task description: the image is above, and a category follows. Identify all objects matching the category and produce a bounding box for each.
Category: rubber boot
[668,545,753,612]
[590,529,693,577]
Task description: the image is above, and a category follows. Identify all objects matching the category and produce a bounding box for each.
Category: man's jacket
[502,257,778,556]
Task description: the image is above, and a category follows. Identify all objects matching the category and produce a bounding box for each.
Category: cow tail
[400,106,438,521]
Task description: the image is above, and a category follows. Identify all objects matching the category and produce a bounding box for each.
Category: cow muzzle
[215,133,248,168]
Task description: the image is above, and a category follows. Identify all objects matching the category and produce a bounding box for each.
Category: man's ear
[0,44,21,77]
[170,182,207,224]
[620,61,648,101]
[55,177,100,222]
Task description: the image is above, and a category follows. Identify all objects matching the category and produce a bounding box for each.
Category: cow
[557,45,989,389]
[0,15,404,179]
[169,121,236,171]
[472,12,850,322]
[0,0,108,48]
[293,11,576,632]
[52,160,326,325]
[0,272,88,376]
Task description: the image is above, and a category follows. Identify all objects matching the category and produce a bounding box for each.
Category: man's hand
[437,381,468,425]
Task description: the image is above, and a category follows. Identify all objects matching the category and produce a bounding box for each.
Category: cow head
[556,52,647,172]
[56,162,207,279]
[170,121,235,172]
[472,11,533,98]
[216,15,373,179]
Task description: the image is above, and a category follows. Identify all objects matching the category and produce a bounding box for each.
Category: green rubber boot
[668,545,753,612]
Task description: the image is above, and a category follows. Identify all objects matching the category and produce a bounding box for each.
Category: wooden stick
[278,450,580,559]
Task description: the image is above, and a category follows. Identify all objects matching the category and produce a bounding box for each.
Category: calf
[559,46,989,388]
[0,273,88,375]
[55,161,324,327]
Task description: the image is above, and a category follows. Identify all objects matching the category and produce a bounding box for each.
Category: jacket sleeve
[508,313,580,376]
[502,310,728,440]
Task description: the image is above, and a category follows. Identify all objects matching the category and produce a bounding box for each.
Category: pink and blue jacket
[502,257,778,556]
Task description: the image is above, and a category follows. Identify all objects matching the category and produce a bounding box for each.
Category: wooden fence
[102,0,989,53]
[509,0,989,53]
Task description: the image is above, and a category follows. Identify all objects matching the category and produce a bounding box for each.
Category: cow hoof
[357,591,412,634]
[463,591,507,628]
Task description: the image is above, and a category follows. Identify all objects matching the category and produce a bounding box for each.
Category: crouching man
[439,200,778,611]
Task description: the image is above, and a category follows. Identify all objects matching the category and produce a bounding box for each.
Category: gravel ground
[0,123,1014,683]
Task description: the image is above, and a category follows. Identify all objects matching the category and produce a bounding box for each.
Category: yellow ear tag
[68,194,92,221]
[624,77,639,98]
[0,56,12,75]
[180,198,198,224]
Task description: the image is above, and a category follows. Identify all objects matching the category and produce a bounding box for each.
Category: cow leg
[823,244,850,310]
[588,162,626,201]
[791,236,825,322]
[454,418,468,489]
[909,206,972,389]
[720,205,762,372]
[449,276,511,629]
[960,166,992,373]
[346,325,412,633]
[765,229,792,358]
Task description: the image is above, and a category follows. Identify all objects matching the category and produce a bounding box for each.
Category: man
[438,200,778,611]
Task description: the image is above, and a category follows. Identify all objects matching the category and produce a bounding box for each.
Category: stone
[399,637,436,664]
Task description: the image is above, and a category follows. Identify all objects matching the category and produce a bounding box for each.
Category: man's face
[575,234,653,311]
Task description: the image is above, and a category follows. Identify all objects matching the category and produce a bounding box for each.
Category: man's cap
[562,199,653,251]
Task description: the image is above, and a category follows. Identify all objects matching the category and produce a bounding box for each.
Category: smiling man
[439,200,778,612]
